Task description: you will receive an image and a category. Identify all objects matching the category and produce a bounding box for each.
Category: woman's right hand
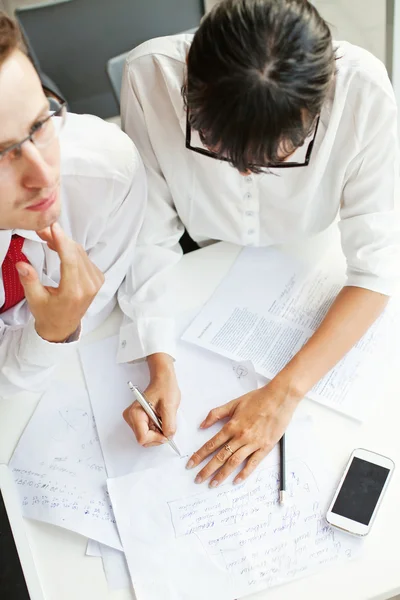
[123,353,181,447]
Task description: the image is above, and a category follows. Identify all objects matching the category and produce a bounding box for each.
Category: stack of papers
[182,247,399,421]
[9,246,396,598]
[107,417,361,600]
[9,382,122,550]
[86,540,132,593]
[80,334,257,478]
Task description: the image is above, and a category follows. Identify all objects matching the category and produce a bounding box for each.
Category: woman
[120,0,400,487]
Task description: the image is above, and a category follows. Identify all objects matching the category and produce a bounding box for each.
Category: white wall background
[205,0,387,62]
[0,0,388,65]
[0,0,37,13]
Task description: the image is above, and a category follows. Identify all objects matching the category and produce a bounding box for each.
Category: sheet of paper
[9,383,122,550]
[86,539,132,591]
[80,336,257,478]
[86,539,131,591]
[108,418,361,600]
[99,543,133,593]
[217,517,357,598]
[182,246,398,420]
[86,539,102,557]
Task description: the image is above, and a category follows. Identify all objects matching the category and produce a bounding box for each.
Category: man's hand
[123,353,181,447]
[186,377,301,487]
[16,222,104,343]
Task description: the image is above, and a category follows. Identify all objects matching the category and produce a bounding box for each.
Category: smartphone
[326,448,395,536]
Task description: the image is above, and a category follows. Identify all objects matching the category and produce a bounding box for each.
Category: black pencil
[279,434,286,505]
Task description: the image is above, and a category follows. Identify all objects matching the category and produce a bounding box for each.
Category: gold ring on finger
[224,444,234,455]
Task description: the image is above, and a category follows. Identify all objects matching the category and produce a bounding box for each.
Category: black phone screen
[332,457,390,526]
[0,489,30,599]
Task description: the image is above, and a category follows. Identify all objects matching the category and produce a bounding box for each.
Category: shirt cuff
[116,317,176,363]
[345,270,400,296]
[19,318,81,368]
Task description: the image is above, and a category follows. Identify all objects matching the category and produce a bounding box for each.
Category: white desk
[1,235,400,600]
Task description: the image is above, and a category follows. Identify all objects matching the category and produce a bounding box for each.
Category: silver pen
[127,382,181,456]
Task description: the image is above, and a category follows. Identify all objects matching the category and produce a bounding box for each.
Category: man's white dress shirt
[120,34,400,360]
[0,112,147,395]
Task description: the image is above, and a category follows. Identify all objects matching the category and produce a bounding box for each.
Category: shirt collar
[0,228,45,263]
[13,229,44,243]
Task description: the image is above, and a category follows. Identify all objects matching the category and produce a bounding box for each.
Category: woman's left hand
[186,380,301,487]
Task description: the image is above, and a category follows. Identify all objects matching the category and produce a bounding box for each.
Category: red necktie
[0,235,29,313]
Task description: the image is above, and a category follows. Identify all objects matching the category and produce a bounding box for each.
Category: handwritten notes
[195,496,358,596]
[168,459,318,538]
[108,418,360,600]
[197,500,328,555]
[9,383,122,550]
[168,463,359,598]
[220,515,357,597]
[80,335,257,478]
[182,247,399,420]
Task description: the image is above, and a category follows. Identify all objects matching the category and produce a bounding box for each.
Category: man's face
[0,50,61,231]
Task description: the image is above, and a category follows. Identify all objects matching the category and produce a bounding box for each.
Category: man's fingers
[233,449,268,485]
[49,222,69,249]
[38,226,99,286]
[200,399,237,429]
[48,223,80,292]
[36,226,56,251]
[53,224,103,296]
[16,262,47,306]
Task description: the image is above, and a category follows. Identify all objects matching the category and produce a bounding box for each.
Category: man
[121,0,400,483]
[0,14,147,395]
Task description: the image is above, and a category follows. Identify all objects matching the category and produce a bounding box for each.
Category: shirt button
[244,192,252,200]
[245,211,254,217]
[121,340,127,349]
[248,229,255,235]
[246,176,253,184]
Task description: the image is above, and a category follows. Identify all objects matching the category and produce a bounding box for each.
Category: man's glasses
[0,99,67,168]
[185,111,320,170]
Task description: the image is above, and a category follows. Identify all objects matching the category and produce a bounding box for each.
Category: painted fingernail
[186,460,195,469]
[234,478,243,485]
[195,475,203,484]
[210,480,219,488]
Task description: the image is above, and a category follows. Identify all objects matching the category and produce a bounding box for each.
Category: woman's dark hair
[184,0,335,173]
